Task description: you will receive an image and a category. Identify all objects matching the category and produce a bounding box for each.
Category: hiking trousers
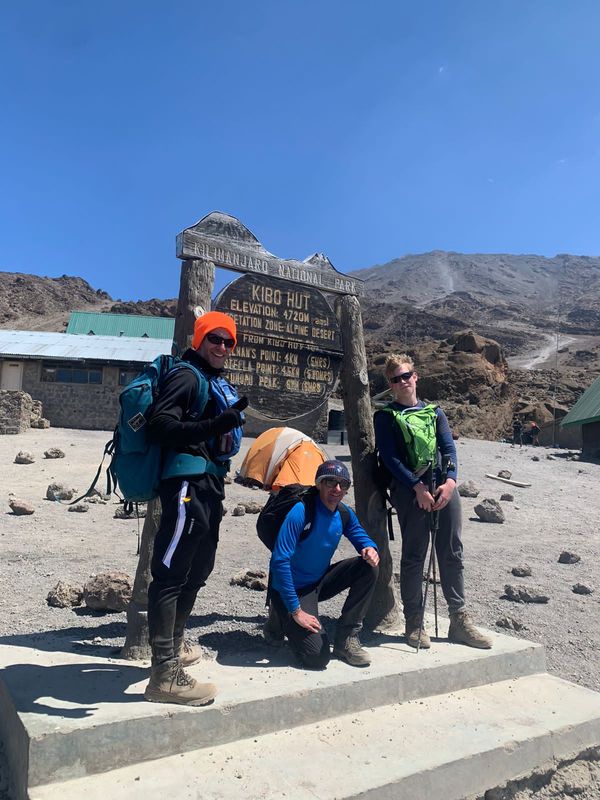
[390,482,465,619]
[148,477,222,664]
[271,557,378,670]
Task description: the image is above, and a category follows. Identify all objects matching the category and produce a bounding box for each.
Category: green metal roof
[66,311,175,340]
[561,374,600,427]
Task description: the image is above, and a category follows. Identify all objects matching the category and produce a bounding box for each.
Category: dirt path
[508,333,576,370]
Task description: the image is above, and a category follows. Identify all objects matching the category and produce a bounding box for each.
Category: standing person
[530,420,540,446]
[269,461,380,669]
[512,417,523,447]
[374,354,491,650]
[144,311,247,705]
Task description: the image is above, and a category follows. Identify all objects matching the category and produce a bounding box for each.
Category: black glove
[210,407,245,436]
[231,396,249,412]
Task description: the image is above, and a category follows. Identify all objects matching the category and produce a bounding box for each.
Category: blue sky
[2,1,600,301]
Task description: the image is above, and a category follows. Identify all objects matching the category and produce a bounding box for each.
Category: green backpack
[383,403,438,473]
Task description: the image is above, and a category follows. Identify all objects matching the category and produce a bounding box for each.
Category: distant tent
[237,427,328,491]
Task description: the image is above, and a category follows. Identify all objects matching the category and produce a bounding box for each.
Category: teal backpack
[382,403,438,473]
[108,355,208,504]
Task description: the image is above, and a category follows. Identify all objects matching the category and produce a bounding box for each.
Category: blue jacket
[270,498,377,612]
[374,401,458,488]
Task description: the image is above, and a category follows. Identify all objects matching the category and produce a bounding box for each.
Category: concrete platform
[28,673,600,800]
[0,623,545,797]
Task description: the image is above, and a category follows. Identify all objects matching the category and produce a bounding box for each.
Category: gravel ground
[0,428,599,797]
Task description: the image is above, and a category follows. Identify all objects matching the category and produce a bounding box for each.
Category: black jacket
[148,349,225,497]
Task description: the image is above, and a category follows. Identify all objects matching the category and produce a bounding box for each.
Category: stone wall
[0,390,35,434]
[21,361,120,431]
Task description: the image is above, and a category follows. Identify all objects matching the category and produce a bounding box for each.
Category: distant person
[530,420,541,446]
[512,417,523,447]
[268,460,380,669]
[374,354,492,650]
[144,311,247,706]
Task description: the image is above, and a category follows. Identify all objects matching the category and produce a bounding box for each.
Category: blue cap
[315,460,351,486]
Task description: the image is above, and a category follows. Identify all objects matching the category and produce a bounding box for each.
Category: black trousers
[148,478,222,664]
[271,557,378,670]
[390,482,465,619]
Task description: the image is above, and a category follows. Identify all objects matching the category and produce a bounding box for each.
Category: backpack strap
[56,438,115,505]
[297,487,318,544]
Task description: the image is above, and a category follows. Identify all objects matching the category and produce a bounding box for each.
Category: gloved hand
[231,396,249,412]
[210,406,246,435]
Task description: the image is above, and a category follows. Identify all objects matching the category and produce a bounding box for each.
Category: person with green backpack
[143,311,247,706]
[374,354,491,651]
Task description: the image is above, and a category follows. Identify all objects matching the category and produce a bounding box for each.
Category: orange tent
[237,427,328,491]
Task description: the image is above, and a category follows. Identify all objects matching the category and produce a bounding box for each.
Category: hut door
[1,361,23,390]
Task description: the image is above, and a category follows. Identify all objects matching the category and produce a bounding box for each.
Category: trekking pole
[416,457,454,653]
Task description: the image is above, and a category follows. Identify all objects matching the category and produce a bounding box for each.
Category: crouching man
[269,460,380,669]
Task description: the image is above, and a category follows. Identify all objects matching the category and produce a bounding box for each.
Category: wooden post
[121,259,215,660]
[334,295,400,630]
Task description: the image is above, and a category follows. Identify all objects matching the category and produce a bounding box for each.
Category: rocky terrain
[0,429,599,799]
[1,250,600,442]
[0,272,176,332]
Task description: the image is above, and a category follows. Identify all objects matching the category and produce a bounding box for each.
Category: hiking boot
[332,634,370,667]
[263,603,284,646]
[144,659,217,706]
[448,610,492,649]
[177,639,204,667]
[405,614,431,649]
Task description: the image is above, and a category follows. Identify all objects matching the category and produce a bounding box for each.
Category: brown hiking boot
[405,614,431,649]
[263,603,284,646]
[177,639,204,667]
[448,610,492,649]
[144,659,217,706]
[333,634,370,667]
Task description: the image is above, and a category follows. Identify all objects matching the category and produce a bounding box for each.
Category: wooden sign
[177,211,362,297]
[215,273,343,419]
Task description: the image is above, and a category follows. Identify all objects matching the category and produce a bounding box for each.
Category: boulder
[572,583,593,595]
[44,448,65,459]
[511,565,532,578]
[496,616,525,631]
[46,483,77,501]
[68,503,89,513]
[531,455,540,462]
[9,497,35,515]
[232,505,246,517]
[474,498,505,523]
[15,451,35,464]
[230,568,268,591]
[503,584,549,604]
[31,418,50,429]
[114,505,146,519]
[497,470,512,480]
[46,581,84,608]
[558,551,580,564]
[83,572,133,612]
[458,480,479,498]
[242,501,263,514]
[500,493,514,502]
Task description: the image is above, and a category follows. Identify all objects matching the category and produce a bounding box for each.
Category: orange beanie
[191,311,237,350]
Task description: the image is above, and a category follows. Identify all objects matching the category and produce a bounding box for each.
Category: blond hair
[384,353,415,380]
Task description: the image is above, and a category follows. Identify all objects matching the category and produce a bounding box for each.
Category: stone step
[0,623,544,797]
[29,673,600,800]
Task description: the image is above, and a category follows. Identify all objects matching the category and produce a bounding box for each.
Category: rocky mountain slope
[354,251,600,440]
[1,256,598,443]
[0,272,176,332]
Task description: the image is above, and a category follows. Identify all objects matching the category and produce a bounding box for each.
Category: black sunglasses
[390,371,414,384]
[321,477,351,490]
[206,333,235,348]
